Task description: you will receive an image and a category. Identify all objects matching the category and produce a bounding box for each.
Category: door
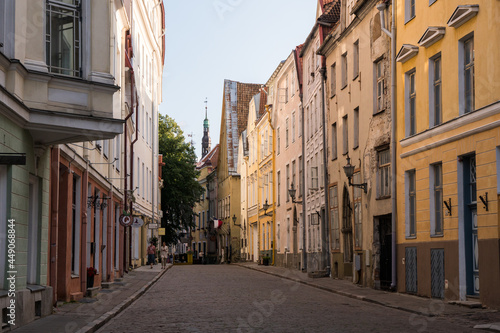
[431,249,445,298]
[379,215,392,290]
[293,208,298,254]
[342,187,353,264]
[253,225,258,262]
[101,205,107,281]
[464,155,479,296]
[405,247,417,293]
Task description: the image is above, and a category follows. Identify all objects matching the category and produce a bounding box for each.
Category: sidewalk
[12,264,171,333]
[235,262,500,329]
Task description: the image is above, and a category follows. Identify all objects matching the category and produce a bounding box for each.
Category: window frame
[341,52,348,89]
[405,170,417,238]
[430,162,443,236]
[405,69,417,137]
[377,148,391,199]
[429,53,442,127]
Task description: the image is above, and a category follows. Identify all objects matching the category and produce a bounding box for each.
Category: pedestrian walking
[147,242,156,269]
[160,242,168,269]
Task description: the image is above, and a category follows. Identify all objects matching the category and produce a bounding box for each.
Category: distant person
[147,242,156,269]
[160,242,168,269]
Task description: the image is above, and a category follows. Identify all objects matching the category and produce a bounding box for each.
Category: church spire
[201,98,211,158]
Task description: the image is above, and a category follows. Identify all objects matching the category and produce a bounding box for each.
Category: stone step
[448,300,483,308]
[114,278,123,282]
[101,282,114,289]
[70,292,84,302]
[308,270,329,279]
[86,286,101,298]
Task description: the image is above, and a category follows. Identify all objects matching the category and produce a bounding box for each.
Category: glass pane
[435,189,442,233]
[410,73,415,93]
[434,58,441,81]
[434,84,441,124]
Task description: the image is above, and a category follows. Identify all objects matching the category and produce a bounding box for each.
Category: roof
[197,144,219,169]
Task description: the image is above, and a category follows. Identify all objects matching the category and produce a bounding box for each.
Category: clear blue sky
[160,0,317,160]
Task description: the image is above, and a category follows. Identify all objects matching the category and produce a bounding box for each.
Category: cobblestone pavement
[96,265,490,333]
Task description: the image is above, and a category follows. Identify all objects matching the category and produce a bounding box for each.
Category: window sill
[71,274,79,279]
[405,16,416,25]
[405,236,417,240]
[430,234,444,238]
[373,109,386,116]
[331,157,338,161]
[341,84,348,91]
[352,74,359,82]
[376,195,391,200]
[353,145,359,150]
[330,94,336,99]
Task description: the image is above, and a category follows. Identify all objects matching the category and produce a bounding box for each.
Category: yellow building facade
[396,0,500,308]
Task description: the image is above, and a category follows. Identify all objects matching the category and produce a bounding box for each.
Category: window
[430,163,443,236]
[103,140,109,159]
[285,75,289,103]
[343,115,348,154]
[353,173,362,248]
[286,164,290,202]
[286,118,289,148]
[298,156,303,197]
[277,171,281,206]
[316,41,321,68]
[71,175,81,275]
[330,185,340,250]
[269,131,272,154]
[319,150,324,188]
[114,135,120,171]
[341,53,348,88]
[353,108,359,149]
[375,60,384,112]
[311,157,318,189]
[332,123,337,160]
[377,148,391,198]
[277,128,280,155]
[330,63,337,97]
[405,0,416,23]
[292,112,296,143]
[291,68,296,96]
[406,170,416,237]
[264,130,268,156]
[353,40,359,79]
[405,70,416,137]
[299,108,303,137]
[46,0,82,76]
[463,37,475,114]
[292,160,296,195]
[429,55,442,127]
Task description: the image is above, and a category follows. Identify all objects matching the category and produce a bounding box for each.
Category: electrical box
[355,254,361,271]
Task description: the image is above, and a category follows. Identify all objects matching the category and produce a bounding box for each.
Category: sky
[160,0,318,160]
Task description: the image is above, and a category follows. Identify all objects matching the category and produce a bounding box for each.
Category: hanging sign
[132,217,144,228]
[158,228,165,236]
[119,215,132,227]
[148,223,159,229]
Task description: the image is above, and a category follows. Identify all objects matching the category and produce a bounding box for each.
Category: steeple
[201,98,211,158]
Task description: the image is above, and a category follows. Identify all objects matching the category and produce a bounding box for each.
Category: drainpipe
[320,67,331,275]
[299,95,307,272]
[377,0,397,290]
[266,105,276,266]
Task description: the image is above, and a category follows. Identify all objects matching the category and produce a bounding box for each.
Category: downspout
[266,105,276,266]
[377,0,397,290]
[320,66,331,275]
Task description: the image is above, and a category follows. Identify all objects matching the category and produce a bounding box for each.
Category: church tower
[201,99,211,158]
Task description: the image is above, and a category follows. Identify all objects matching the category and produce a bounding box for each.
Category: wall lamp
[343,155,367,194]
[232,214,241,227]
[262,200,273,217]
[288,182,302,204]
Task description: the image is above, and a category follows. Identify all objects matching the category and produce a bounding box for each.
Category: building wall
[322,0,392,288]
[273,52,303,269]
[396,0,500,308]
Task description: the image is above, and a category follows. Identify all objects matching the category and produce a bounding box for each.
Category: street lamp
[288,183,302,204]
[343,155,367,194]
[232,214,241,227]
[262,199,273,217]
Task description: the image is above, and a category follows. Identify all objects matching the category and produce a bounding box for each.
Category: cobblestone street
[96,265,487,333]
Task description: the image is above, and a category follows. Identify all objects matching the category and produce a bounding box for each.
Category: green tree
[159,114,203,245]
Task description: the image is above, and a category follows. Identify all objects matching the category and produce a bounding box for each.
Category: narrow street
[97,265,481,333]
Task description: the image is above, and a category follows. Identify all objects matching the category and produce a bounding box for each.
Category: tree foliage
[159,114,203,245]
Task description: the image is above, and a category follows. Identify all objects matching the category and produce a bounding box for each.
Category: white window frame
[353,40,359,79]
[405,69,416,137]
[430,162,443,236]
[429,53,442,127]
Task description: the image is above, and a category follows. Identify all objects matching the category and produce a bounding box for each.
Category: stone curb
[76,265,173,333]
[235,264,434,318]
